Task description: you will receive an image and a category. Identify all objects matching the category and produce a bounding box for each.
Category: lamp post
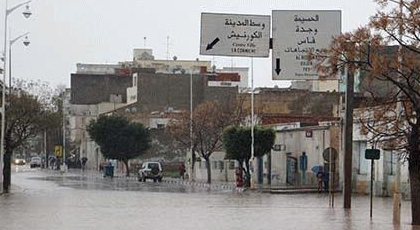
[9,32,30,95]
[190,66,193,181]
[1,0,32,194]
[62,90,67,172]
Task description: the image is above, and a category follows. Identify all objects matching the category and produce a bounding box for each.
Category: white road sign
[200,13,270,57]
[272,10,341,80]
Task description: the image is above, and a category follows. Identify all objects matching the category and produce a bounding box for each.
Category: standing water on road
[0,170,417,230]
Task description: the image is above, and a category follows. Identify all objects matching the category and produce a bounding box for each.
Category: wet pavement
[0,165,418,230]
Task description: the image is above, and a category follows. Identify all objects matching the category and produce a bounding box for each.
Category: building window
[213,161,218,169]
[354,141,368,174]
[229,161,235,170]
[133,73,138,86]
[157,124,165,129]
[218,161,224,171]
[389,150,396,175]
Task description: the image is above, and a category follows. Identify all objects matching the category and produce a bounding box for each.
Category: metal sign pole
[250,57,255,188]
[329,147,332,207]
[370,159,374,219]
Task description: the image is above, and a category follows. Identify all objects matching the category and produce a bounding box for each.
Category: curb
[161,179,236,191]
[55,169,237,191]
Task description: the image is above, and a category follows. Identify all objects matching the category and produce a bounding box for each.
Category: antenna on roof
[166,36,170,62]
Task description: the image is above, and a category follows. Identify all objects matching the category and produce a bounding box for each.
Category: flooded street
[0,166,417,230]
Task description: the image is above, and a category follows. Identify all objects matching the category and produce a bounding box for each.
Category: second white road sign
[272,10,341,80]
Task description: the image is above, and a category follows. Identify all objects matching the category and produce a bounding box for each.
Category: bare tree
[319,0,420,225]
[166,94,248,183]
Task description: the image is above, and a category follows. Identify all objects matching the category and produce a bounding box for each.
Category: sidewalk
[49,168,237,191]
[44,168,340,193]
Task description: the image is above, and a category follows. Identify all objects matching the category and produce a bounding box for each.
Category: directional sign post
[200,13,270,57]
[272,10,341,80]
[365,149,381,219]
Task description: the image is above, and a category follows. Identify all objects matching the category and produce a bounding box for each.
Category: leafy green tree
[222,126,275,187]
[86,115,151,176]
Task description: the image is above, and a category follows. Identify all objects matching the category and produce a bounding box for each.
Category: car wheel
[153,178,157,182]
[158,177,162,182]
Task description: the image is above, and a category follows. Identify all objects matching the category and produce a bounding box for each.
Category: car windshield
[148,163,159,169]
[31,157,41,161]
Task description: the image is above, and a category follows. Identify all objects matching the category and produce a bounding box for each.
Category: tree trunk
[3,152,11,193]
[191,150,196,171]
[409,156,420,225]
[123,160,130,177]
[244,159,251,188]
[205,157,211,184]
[191,150,195,181]
[408,124,420,225]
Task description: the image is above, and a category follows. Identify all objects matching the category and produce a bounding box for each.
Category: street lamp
[9,32,30,95]
[22,5,32,18]
[1,0,32,194]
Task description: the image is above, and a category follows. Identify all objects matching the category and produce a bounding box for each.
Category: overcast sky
[1,0,379,88]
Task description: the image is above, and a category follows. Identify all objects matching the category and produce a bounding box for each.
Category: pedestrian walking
[178,163,186,180]
[316,171,323,193]
[235,166,244,191]
[81,157,88,172]
[322,171,329,192]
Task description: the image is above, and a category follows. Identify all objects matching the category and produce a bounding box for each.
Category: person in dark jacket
[322,171,329,192]
[178,163,186,180]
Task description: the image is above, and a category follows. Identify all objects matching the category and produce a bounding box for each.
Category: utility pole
[44,129,47,168]
[61,91,66,172]
[190,67,194,181]
[250,57,255,188]
[344,68,354,209]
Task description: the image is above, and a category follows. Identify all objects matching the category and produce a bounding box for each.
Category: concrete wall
[71,73,132,104]
[268,126,339,186]
[352,121,410,197]
[134,71,238,113]
[192,151,237,183]
[135,71,205,112]
[241,88,340,116]
[133,59,211,75]
[189,124,341,186]
[218,67,249,90]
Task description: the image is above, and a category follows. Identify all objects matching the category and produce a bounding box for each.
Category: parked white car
[137,162,163,182]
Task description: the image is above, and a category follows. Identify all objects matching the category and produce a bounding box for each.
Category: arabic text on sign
[227,31,263,41]
[294,14,319,23]
[224,18,266,29]
[295,26,318,35]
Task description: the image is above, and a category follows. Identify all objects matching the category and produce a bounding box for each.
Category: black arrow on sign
[275,58,281,75]
[206,38,220,50]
